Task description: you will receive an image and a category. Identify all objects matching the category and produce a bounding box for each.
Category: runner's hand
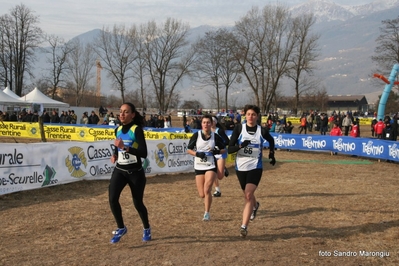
[196,152,206,159]
[212,147,220,155]
[240,140,251,148]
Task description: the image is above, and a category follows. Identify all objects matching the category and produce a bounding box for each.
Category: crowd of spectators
[2,107,398,141]
[0,109,109,125]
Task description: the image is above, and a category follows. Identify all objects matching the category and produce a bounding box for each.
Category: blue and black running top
[227,123,275,171]
[113,121,148,171]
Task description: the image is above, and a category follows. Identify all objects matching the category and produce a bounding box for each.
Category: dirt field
[1,133,398,266]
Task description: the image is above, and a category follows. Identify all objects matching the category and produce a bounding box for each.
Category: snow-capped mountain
[348,0,399,15]
[290,0,399,22]
[290,0,354,22]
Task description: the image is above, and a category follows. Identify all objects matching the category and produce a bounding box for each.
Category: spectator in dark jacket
[320,113,329,135]
[283,121,294,134]
[41,109,51,123]
[9,112,18,122]
[31,111,39,122]
[23,110,33,122]
[51,110,60,123]
[88,111,100,124]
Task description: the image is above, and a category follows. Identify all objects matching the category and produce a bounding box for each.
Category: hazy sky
[1,0,373,41]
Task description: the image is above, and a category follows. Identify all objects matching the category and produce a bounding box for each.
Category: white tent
[0,89,25,106]
[3,87,20,99]
[20,87,69,109]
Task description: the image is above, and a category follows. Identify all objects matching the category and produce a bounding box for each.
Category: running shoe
[250,202,260,221]
[203,212,210,221]
[240,226,248,237]
[224,167,229,177]
[213,191,221,197]
[110,227,127,244]
[142,227,151,242]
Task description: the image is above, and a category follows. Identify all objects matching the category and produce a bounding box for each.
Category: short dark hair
[243,105,260,115]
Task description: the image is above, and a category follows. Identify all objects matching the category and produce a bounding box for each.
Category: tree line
[1,4,398,114]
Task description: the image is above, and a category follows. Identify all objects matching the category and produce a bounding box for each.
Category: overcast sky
[1,0,373,41]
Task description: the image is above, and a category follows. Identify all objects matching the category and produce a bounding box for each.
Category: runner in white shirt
[187,114,227,221]
[228,105,276,237]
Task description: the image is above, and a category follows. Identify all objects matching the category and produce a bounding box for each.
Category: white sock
[215,187,220,192]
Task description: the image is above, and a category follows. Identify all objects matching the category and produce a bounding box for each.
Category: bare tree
[94,25,138,102]
[131,25,151,111]
[0,15,12,89]
[194,28,240,112]
[180,100,202,110]
[234,5,296,113]
[42,35,75,99]
[0,4,42,95]
[67,39,96,106]
[372,16,399,74]
[302,86,329,112]
[286,13,320,116]
[142,18,196,113]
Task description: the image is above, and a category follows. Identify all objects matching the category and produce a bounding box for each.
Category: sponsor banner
[287,117,301,125]
[0,122,194,141]
[271,133,399,161]
[145,139,194,175]
[143,129,193,140]
[357,117,373,125]
[0,141,116,195]
[0,122,117,141]
[0,139,196,195]
[0,122,41,139]
[43,124,116,141]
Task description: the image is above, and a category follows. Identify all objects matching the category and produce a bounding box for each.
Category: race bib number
[117,150,138,165]
[237,145,259,158]
[194,155,215,167]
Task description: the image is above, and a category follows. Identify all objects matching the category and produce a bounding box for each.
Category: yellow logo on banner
[26,124,39,137]
[154,143,168,168]
[65,146,88,178]
[75,128,89,141]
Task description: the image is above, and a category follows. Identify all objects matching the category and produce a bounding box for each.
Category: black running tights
[109,168,150,229]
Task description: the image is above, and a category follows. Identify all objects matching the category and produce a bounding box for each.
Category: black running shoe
[224,167,229,177]
[250,202,260,221]
[213,191,221,197]
[240,226,247,237]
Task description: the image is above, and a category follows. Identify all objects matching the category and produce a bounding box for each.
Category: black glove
[196,152,206,159]
[240,140,251,148]
[269,152,276,166]
[212,147,220,155]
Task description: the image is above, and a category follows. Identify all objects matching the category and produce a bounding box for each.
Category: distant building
[327,95,368,113]
[274,94,369,115]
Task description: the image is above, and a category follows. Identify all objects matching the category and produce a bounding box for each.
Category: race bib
[194,152,215,167]
[237,145,260,158]
[117,150,138,165]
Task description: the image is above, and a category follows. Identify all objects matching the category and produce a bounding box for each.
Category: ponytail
[123,102,145,127]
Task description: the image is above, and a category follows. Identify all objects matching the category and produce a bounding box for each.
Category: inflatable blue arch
[376,63,399,120]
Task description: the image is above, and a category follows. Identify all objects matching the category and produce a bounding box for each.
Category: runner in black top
[108,102,151,244]
[211,116,230,197]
